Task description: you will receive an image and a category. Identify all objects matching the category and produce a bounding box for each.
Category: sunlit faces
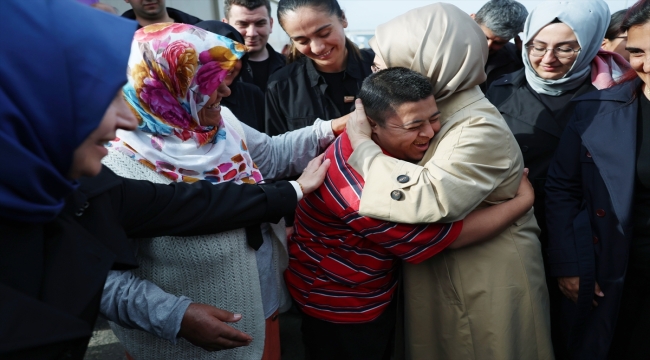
[369,95,441,163]
[198,82,232,127]
[281,7,348,73]
[528,22,580,80]
[602,31,629,61]
[68,92,138,179]
[224,5,272,58]
[224,60,243,86]
[626,22,650,97]
[125,0,166,20]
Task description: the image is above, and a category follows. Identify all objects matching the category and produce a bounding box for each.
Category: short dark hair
[358,67,433,127]
[622,0,650,32]
[606,9,627,40]
[474,0,528,40]
[224,0,272,18]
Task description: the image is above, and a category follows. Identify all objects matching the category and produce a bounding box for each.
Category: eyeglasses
[526,45,581,59]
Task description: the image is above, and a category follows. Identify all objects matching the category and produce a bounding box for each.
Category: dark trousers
[301,299,396,360]
[608,267,650,359]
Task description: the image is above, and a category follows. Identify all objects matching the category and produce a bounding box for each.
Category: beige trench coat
[348,87,553,360]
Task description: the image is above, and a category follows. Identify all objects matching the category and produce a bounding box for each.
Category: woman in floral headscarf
[101,23,340,360]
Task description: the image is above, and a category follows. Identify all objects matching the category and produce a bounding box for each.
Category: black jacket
[265,44,374,136]
[223,81,265,132]
[240,43,286,92]
[121,7,202,28]
[546,79,642,359]
[480,42,523,93]
[486,69,596,243]
[0,167,296,359]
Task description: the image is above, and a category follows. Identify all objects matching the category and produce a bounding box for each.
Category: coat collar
[493,69,595,138]
[306,42,367,88]
[574,79,641,231]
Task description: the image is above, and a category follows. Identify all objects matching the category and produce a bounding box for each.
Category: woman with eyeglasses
[485,1,630,358]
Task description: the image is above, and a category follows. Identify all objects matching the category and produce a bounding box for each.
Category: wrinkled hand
[516,168,535,208]
[557,277,604,307]
[346,99,373,149]
[296,153,331,195]
[178,303,252,351]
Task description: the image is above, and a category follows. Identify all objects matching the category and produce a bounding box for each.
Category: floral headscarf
[112,23,263,184]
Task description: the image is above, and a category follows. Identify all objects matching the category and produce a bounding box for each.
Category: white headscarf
[522,0,610,96]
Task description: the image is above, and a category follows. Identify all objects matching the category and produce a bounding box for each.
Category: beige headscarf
[370,3,488,102]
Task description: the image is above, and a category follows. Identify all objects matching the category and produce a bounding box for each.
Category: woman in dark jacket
[265,0,373,136]
[484,1,626,357]
[196,20,266,132]
[0,2,327,358]
[545,1,650,358]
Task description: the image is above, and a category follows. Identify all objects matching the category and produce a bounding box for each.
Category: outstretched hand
[347,99,373,149]
[296,153,331,195]
[178,303,252,351]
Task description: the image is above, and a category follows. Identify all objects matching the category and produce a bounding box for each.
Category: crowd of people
[2,0,649,359]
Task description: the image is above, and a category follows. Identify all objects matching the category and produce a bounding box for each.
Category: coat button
[521,145,529,152]
[586,151,592,158]
[390,190,404,201]
[596,209,606,217]
[397,175,410,183]
[593,236,599,244]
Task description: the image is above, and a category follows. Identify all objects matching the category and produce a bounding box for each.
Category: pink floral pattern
[114,23,263,186]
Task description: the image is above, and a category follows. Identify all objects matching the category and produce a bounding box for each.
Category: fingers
[593,282,604,307]
[594,282,604,297]
[209,307,243,323]
[557,277,580,303]
[522,167,529,177]
[354,98,366,114]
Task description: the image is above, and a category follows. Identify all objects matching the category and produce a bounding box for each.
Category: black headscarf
[0,0,136,223]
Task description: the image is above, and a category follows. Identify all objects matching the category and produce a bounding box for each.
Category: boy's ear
[367,117,380,133]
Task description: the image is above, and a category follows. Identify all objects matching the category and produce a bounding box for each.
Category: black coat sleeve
[106,170,298,238]
[545,120,585,277]
[265,81,289,136]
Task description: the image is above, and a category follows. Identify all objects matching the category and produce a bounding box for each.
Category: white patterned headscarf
[522,0,610,96]
[112,23,263,184]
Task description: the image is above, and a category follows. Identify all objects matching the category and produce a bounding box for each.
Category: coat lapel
[577,82,639,232]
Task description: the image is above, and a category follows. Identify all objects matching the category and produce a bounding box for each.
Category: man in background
[122,0,201,28]
[471,0,528,92]
[223,0,285,92]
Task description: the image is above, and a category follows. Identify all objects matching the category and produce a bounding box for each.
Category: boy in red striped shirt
[286,67,533,359]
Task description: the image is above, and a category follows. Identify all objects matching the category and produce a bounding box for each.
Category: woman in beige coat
[347,3,553,359]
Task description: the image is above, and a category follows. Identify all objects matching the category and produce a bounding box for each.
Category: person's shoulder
[121,9,136,19]
[574,79,639,104]
[267,58,308,85]
[485,69,525,104]
[267,44,286,64]
[166,7,202,25]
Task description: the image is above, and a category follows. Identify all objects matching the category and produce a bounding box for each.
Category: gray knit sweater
[101,107,334,359]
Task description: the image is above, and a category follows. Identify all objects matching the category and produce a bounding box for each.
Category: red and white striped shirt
[285,132,462,323]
